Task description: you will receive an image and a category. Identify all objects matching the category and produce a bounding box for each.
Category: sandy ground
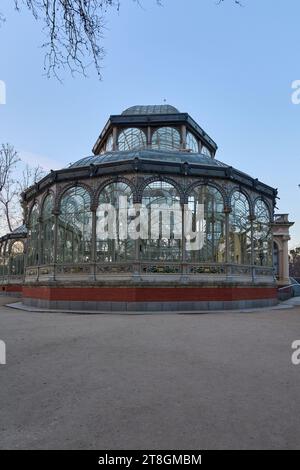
[1,295,300,450]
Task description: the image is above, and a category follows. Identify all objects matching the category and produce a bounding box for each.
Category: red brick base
[22,286,277,302]
[1,284,23,293]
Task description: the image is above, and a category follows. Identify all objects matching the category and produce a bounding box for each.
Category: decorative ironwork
[39,267,54,276]
[97,264,133,274]
[188,265,226,275]
[56,265,91,275]
[26,268,38,277]
[254,267,274,277]
[141,264,181,274]
[230,265,252,275]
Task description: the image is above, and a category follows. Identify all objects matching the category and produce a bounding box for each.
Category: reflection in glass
[186,132,198,153]
[118,128,146,151]
[152,127,181,151]
[202,146,211,157]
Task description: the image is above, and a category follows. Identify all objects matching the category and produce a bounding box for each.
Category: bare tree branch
[0,144,20,194]
[0,144,46,234]
[0,1,241,80]
[12,0,117,80]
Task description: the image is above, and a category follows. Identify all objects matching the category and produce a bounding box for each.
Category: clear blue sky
[0,0,299,245]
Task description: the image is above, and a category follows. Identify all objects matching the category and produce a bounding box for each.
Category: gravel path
[1,295,300,449]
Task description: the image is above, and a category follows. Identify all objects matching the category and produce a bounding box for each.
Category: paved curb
[5,301,294,316]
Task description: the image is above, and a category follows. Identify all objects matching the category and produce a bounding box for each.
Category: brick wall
[22,286,277,302]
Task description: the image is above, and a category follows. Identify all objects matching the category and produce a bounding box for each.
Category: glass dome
[122,104,180,115]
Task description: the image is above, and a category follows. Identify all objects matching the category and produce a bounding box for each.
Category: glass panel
[57,187,92,263]
[106,134,113,152]
[0,242,8,278]
[152,127,181,151]
[118,128,146,151]
[141,181,181,261]
[229,192,251,265]
[96,182,135,262]
[10,241,24,275]
[202,146,212,157]
[27,204,39,266]
[253,199,272,266]
[41,194,54,264]
[186,132,198,153]
[186,186,225,262]
[4,241,9,276]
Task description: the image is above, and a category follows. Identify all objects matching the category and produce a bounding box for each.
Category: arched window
[202,146,212,157]
[186,132,198,153]
[141,181,181,261]
[96,182,135,262]
[253,199,272,266]
[152,127,181,151]
[41,194,54,265]
[27,204,39,266]
[118,128,146,151]
[187,186,225,262]
[57,187,92,264]
[10,241,24,276]
[229,192,251,265]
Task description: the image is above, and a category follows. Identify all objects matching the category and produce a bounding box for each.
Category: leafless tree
[12,0,117,79]
[17,164,46,195]
[0,144,20,195]
[0,144,45,234]
[0,1,241,79]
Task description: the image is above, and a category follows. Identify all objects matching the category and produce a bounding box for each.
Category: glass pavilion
[1,105,279,310]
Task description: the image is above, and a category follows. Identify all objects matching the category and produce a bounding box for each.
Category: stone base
[22,285,278,312]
